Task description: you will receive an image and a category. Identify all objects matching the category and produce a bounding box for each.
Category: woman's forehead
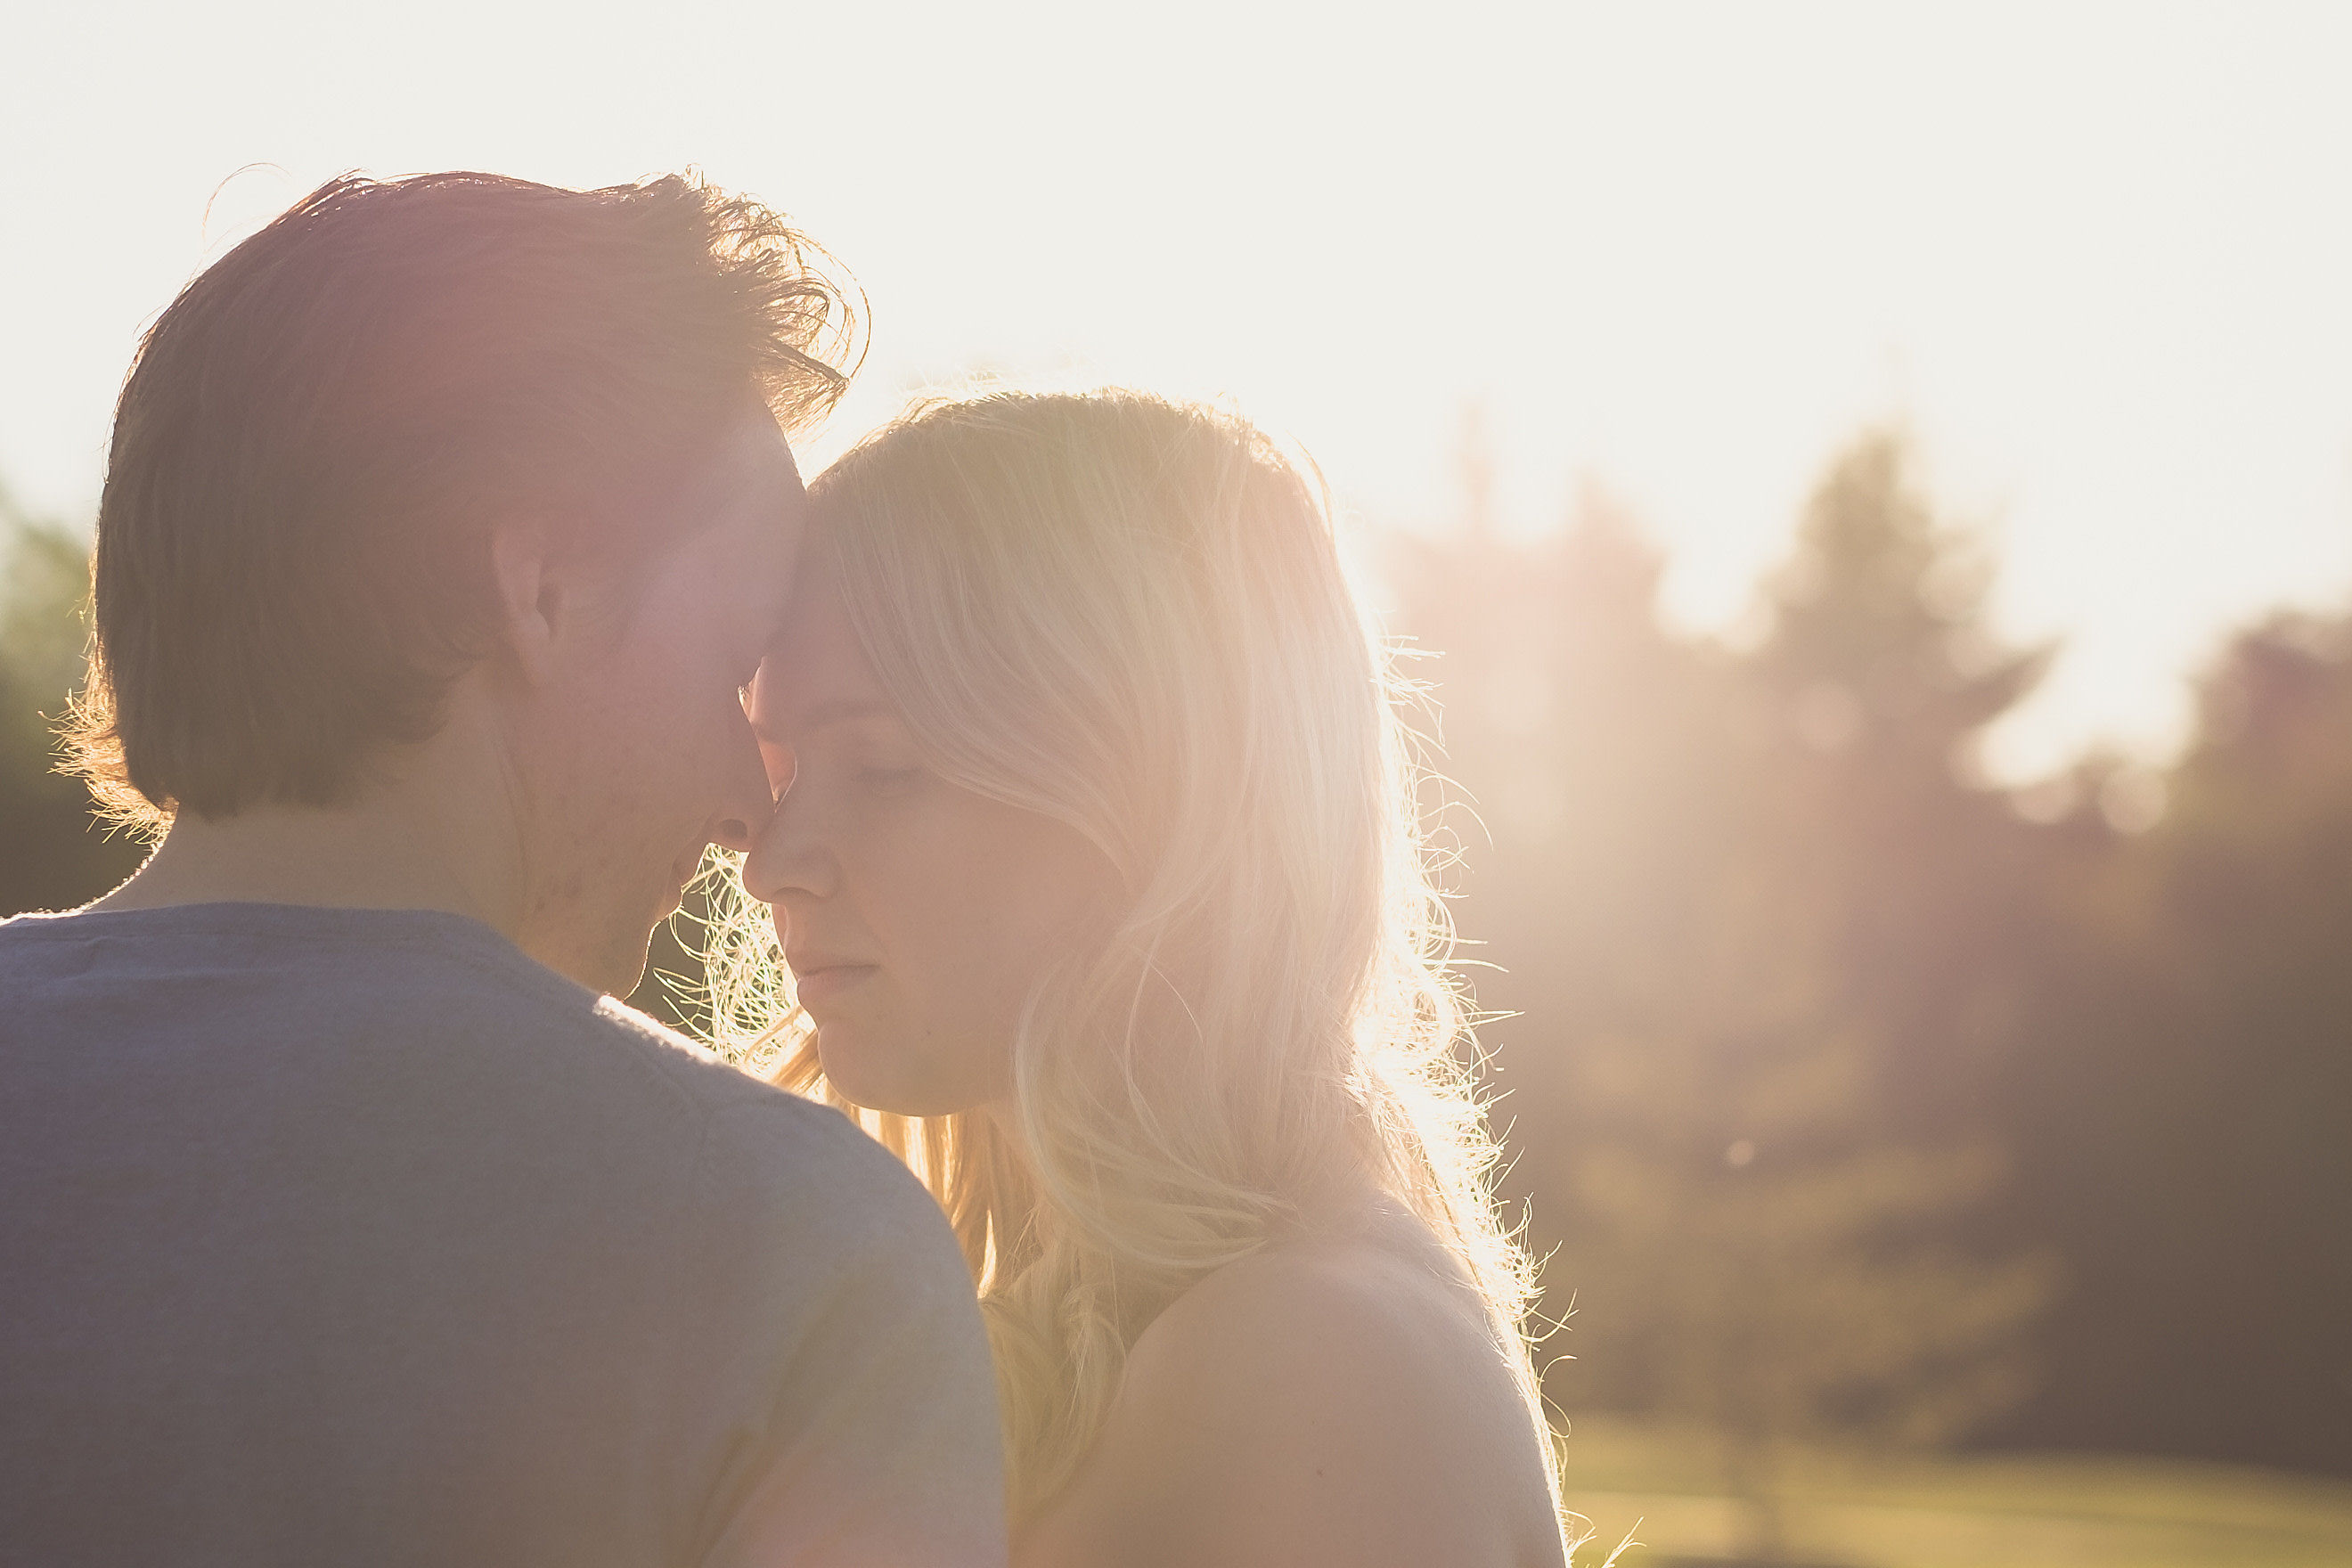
[753,578,892,727]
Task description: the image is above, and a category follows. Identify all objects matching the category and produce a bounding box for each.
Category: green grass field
[1556,1418,2352,1568]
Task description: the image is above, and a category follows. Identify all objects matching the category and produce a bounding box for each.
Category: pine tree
[1388,429,2054,1563]
[2004,610,2352,1474]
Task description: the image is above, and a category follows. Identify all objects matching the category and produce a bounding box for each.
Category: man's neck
[89,802,509,928]
[87,712,527,935]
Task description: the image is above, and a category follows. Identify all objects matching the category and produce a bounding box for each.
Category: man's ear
[488,518,566,687]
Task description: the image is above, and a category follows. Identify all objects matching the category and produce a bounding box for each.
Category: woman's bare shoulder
[1016,1221,1567,1568]
[1126,1222,1499,1403]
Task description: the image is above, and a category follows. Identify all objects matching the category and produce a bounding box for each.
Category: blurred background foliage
[1380,424,2352,1554]
[4,426,2348,1555]
[0,481,142,912]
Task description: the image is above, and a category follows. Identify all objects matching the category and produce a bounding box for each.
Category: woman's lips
[791,964,878,1008]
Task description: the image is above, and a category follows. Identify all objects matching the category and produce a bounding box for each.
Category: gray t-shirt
[0,902,1006,1567]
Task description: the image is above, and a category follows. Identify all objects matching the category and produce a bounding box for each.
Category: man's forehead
[704,412,805,528]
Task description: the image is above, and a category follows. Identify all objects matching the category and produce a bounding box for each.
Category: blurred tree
[0,482,143,915]
[1999,612,2352,1475]
[1745,431,2054,1132]
[1389,430,2053,1559]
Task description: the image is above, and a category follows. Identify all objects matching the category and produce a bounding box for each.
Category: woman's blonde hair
[706,388,1550,1522]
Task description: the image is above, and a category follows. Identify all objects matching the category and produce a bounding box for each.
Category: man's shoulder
[574,992,828,1133]
[674,1049,960,1268]
[372,929,888,1188]
[583,996,927,1214]
[0,900,930,1221]
[0,902,859,1161]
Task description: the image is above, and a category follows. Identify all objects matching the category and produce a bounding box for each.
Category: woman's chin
[815,1027,996,1121]
[812,1027,919,1116]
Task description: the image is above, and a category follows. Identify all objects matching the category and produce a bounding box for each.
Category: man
[0,172,1005,1565]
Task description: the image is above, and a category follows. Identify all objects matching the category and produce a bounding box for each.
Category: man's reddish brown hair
[67,170,859,830]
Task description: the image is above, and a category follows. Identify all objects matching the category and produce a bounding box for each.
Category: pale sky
[4,2,2348,780]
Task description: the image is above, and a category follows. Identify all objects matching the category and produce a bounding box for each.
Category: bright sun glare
[4,3,2349,782]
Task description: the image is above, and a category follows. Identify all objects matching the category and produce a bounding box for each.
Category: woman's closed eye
[854,761,928,793]
[830,717,931,793]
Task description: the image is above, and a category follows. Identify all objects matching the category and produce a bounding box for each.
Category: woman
[719,388,1571,1564]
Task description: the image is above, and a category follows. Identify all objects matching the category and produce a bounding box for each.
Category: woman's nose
[740,776,837,903]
